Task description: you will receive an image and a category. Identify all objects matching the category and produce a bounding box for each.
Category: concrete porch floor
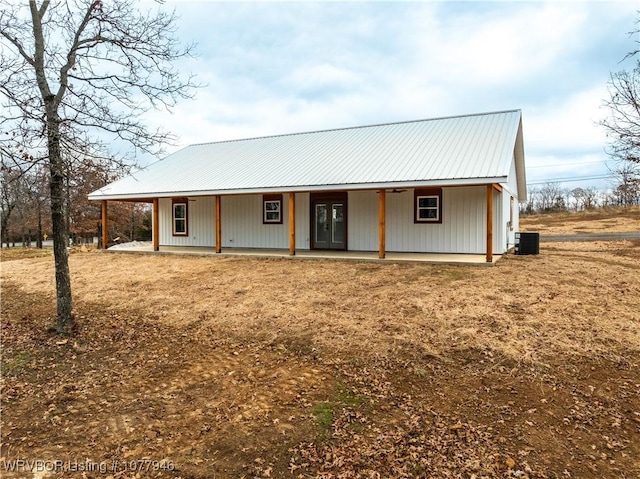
[107,243,500,265]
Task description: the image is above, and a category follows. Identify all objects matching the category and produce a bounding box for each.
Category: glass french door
[313,200,345,250]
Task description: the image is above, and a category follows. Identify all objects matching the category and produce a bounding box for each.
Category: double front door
[312,197,346,250]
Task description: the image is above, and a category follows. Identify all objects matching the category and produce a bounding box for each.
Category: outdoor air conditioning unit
[515,232,539,255]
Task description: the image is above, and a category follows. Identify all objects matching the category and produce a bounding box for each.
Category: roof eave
[88,177,509,201]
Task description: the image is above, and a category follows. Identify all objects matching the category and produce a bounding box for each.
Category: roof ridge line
[188,109,522,147]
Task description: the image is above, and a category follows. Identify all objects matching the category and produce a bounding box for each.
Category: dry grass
[520,206,640,234]
[3,240,639,365]
[0,247,52,262]
[2,210,640,478]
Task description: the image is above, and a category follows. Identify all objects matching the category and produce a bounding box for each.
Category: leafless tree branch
[0,0,199,333]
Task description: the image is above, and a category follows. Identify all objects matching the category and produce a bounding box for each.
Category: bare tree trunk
[66,171,71,241]
[131,208,135,242]
[27,0,74,334]
[2,0,195,332]
[47,101,74,334]
[1,222,7,249]
[37,205,43,248]
[50,158,74,333]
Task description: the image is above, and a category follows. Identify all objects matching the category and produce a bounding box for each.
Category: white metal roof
[89,109,526,201]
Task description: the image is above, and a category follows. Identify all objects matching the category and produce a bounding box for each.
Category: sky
[139,0,639,192]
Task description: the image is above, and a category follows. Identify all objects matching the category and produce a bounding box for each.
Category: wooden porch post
[152,198,159,252]
[289,192,296,256]
[101,200,108,249]
[215,195,222,254]
[486,184,493,263]
[379,189,386,259]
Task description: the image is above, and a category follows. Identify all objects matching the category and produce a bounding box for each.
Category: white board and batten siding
[502,154,520,249]
[221,193,311,250]
[158,194,311,250]
[158,197,215,247]
[158,186,512,255]
[349,186,506,255]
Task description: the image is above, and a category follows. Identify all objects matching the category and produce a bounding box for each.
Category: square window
[414,189,442,223]
[263,195,283,224]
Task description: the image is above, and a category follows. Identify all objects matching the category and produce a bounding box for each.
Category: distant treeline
[521,180,639,215]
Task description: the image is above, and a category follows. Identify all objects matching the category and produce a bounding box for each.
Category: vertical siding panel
[459,190,466,252]
[223,196,239,247]
[222,194,288,248]
[480,188,487,254]
[503,155,519,250]
[468,189,477,253]
[473,190,480,252]
[387,190,411,252]
[463,191,469,252]
[445,188,455,252]
[191,197,214,247]
[295,192,310,250]
[379,192,388,250]
[276,196,288,248]
[159,198,172,245]
[348,190,377,251]
[386,187,485,254]
[457,189,464,252]
[495,190,505,253]
[470,188,478,253]
[159,197,214,247]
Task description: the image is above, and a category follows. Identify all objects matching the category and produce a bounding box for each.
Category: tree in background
[1,162,21,247]
[0,1,196,335]
[601,15,639,204]
[0,156,151,247]
[535,182,565,212]
[609,162,640,206]
[569,186,600,211]
[66,159,151,245]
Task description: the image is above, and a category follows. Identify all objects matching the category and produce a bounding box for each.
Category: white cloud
[526,85,609,158]
[137,0,638,191]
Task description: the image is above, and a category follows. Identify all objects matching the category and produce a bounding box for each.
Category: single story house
[88,109,526,262]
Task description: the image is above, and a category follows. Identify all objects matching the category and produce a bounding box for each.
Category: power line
[528,174,615,185]
[527,159,609,169]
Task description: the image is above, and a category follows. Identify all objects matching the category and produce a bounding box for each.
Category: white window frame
[416,195,440,222]
[263,199,281,224]
[172,201,188,236]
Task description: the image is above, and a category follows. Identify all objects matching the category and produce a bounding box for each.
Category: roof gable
[89,109,525,200]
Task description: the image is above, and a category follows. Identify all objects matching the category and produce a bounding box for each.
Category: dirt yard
[1,210,639,478]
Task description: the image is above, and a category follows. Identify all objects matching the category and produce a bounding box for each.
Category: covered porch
[99,183,502,264]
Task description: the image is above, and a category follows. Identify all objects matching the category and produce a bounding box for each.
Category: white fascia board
[88,176,508,201]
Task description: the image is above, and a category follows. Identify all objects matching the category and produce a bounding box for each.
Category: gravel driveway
[540,231,640,242]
